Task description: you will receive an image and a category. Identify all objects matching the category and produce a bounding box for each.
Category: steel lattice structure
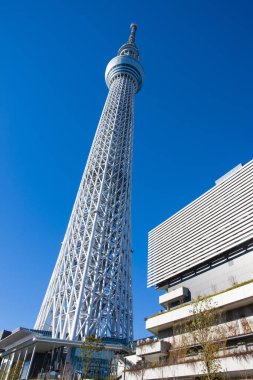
[34,24,144,342]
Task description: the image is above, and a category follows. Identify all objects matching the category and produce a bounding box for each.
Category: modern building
[126,161,253,379]
[0,329,131,380]
[0,23,143,380]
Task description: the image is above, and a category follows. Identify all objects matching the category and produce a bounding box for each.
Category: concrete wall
[125,356,253,379]
[167,249,253,299]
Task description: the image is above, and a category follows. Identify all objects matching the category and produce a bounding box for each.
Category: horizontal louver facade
[148,160,253,288]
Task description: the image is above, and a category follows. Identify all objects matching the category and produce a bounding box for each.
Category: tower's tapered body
[35,25,143,342]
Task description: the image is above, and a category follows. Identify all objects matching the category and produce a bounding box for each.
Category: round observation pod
[105,55,144,93]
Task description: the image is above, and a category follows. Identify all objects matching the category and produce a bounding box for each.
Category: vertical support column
[19,348,28,380]
[25,345,36,380]
[12,351,21,379]
[5,353,15,380]
[0,357,5,376]
[0,355,9,380]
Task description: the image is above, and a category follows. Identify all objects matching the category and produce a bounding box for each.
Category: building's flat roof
[0,327,131,356]
[0,328,35,350]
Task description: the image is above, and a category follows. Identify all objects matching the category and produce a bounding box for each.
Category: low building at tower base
[0,328,131,379]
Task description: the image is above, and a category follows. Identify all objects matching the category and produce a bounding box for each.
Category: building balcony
[136,339,170,360]
[125,354,253,379]
[159,287,189,309]
[146,280,253,335]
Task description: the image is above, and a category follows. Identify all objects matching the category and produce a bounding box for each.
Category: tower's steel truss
[34,24,143,341]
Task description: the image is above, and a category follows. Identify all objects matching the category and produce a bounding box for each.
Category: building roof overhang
[0,328,131,357]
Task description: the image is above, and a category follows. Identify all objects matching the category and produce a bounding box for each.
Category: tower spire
[117,23,141,63]
[128,23,138,44]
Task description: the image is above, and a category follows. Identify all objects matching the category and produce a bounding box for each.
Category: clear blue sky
[1,0,252,339]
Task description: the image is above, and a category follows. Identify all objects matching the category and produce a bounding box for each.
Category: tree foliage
[184,296,226,380]
[80,335,105,379]
[6,360,23,380]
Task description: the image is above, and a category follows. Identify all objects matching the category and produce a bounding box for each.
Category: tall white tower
[34,24,144,342]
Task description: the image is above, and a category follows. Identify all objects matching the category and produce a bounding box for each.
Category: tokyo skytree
[34,24,144,342]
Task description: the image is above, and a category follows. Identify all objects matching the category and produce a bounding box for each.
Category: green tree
[7,359,23,380]
[184,296,226,380]
[0,364,7,380]
[80,335,105,379]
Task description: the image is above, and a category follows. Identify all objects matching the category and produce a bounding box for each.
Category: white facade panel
[148,160,253,287]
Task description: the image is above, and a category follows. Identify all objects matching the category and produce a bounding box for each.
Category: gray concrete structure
[126,161,253,379]
[167,241,253,299]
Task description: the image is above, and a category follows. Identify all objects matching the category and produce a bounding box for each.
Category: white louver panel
[148,160,253,288]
